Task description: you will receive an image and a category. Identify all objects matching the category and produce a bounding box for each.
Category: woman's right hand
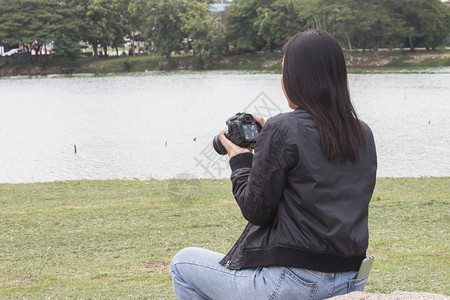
[253,115,266,128]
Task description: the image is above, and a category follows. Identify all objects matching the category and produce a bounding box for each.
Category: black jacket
[219,108,377,272]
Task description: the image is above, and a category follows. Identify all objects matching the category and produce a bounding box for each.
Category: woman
[170,29,377,299]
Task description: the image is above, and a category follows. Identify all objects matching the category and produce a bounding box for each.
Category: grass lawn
[0,177,448,298]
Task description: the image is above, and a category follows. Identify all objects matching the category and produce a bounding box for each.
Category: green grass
[79,53,284,73]
[0,177,449,298]
[54,55,170,74]
[367,178,449,294]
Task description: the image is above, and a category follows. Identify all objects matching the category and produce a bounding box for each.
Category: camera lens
[213,135,228,155]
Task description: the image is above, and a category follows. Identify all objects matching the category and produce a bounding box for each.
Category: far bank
[1,50,450,77]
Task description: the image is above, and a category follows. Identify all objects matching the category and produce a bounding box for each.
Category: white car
[3,48,26,56]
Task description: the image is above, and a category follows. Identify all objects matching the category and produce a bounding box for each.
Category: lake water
[0,69,449,183]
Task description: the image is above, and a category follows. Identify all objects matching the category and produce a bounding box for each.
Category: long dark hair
[283,29,367,162]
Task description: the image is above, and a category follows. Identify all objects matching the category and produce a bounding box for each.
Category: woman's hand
[218,130,252,159]
[218,115,266,159]
[253,115,266,128]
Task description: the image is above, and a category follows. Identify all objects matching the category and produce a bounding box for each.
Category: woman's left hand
[218,130,252,159]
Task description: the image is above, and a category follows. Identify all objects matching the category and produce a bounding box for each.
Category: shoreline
[1,50,449,77]
[1,176,449,185]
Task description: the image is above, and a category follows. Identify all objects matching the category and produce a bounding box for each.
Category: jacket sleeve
[229,120,288,226]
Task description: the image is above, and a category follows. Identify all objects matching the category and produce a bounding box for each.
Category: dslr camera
[213,112,262,155]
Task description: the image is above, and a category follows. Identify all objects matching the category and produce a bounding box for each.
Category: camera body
[213,112,262,155]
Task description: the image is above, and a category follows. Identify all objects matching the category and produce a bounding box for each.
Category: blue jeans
[170,247,369,300]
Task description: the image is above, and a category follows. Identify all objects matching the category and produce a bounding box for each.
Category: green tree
[83,0,106,58]
[224,0,265,53]
[253,0,304,51]
[82,0,128,58]
[330,1,361,52]
[297,0,361,52]
[181,0,226,67]
[380,0,450,51]
[392,0,423,52]
[416,0,450,50]
[109,0,129,56]
[52,0,86,59]
[298,0,336,31]
[0,0,57,64]
[142,0,185,59]
[348,0,405,52]
[127,0,146,56]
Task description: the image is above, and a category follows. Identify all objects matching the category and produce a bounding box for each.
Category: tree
[52,0,86,59]
[80,0,126,58]
[127,0,146,56]
[253,0,304,51]
[223,0,265,53]
[348,0,406,52]
[416,0,450,50]
[0,0,57,64]
[298,0,336,31]
[109,0,129,56]
[330,1,361,53]
[394,0,450,51]
[83,0,128,58]
[83,0,105,58]
[142,0,185,59]
[223,0,304,53]
[392,0,423,52]
[180,0,226,66]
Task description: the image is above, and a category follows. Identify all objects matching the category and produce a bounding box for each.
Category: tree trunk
[93,44,98,59]
[322,12,326,31]
[131,31,136,57]
[424,37,431,51]
[345,32,353,53]
[408,36,415,52]
[270,42,275,52]
[314,17,320,29]
[371,41,380,55]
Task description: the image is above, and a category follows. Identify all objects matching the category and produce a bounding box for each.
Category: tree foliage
[181,0,225,66]
[141,0,185,59]
[224,0,264,53]
[0,0,449,63]
[52,0,86,59]
[0,0,57,64]
[84,0,128,58]
[254,0,304,51]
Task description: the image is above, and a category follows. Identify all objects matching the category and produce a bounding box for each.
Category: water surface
[0,69,449,183]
